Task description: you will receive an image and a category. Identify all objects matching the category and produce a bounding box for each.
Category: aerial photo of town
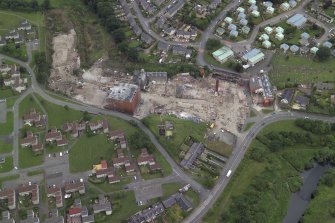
[0,0,335,222]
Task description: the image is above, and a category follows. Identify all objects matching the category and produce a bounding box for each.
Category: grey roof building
[180,143,204,169]
[132,24,142,36]
[141,33,153,45]
[166,0,185,18]
[157,41,170,52]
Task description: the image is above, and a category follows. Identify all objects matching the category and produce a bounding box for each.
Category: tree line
[0,0,50,11]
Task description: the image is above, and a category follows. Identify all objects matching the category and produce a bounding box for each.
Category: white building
[310,47,319,54]
[264,26,273,34]
[275,26,284,34]
[260,33,269,41]
[251,10,260,17]
[224,17,233,24]
[275,33,284,41]
[262,40,271,48]
[280,2,290,11]
[266,6,275,14]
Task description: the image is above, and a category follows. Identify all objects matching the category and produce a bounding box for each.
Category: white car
[59,152,63,157]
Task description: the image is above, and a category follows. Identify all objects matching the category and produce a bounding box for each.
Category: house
[260,33,269,41]
[23,109,46,127]
[280,2,290,11]
[238,12,246,20]
[239,18,248,26]
[89,120,109,133]
[45,128,62,142]
[294,95,309,109]
[64,181,85,194]
[275,26,284,34]
[172,45,190,57]
[224,17,233,24]
[128,203,165,223]
[212,46,234,63]
[176,194,193,212]
[157,41,170,52]
[263,1,273,8]
[251,10,260,17]
[264,26,273,34]
[301,32,310,40]
[228,24,236,31]
[290,44,300,53]
[47,186,63,208]
[92,195,112,215]
[316,12,334,23]
[18,20,32,31]
[163,27,176,36]
[242,48,265,66]
[249,4,258,11]
[0,188,16,210]
[236,7,245,13]
[216,27,225,36]
[323,41,333,49]
[95,168,114,179]
[241,26,250,34]
[315,82,334,90]
[229,30,238,37]
[180,143,204,169]
[108,174,121,184]
[280,43,290,52]
[132,24,142,36]
[262,40,271,49]
[141,33,153,45]
[32,143,44,153]
[113,156,130,167]
[4,30,20,40]
[289,0,297,8]
[280,88,295,105]
[276,33,284,41]
[125,163,136,174]
[248,0,256,4]
[310,47,319,54]
[249,74,274,106]
[109,130,125,140]
[21,132,38,147]
[166,0,185,18]
[18,183,40,205]
[1,211,15,223]
[266,6,275,14]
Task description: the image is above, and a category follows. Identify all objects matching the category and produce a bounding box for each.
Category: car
[59,152,63,157]
[48,154,51,158]
[14,166,18,170]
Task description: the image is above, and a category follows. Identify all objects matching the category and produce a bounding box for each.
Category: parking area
[0,100,7,124]
[134,184,163,205]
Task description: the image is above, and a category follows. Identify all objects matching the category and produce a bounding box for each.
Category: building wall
[105,89,141,115]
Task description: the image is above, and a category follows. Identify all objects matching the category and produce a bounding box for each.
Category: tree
[41,0,50,10]
[205,39,221,51]
[316,47,331,61]
[64,105,69,111]
[0,75,3,87]
[82,111,92,121]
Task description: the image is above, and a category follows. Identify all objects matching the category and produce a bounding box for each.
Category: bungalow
[236,7,245,14]
[289,0,297,8]
[310,47,319,54]
[323,41,333,49]
[108,174,121,184]
[23,109,46,127]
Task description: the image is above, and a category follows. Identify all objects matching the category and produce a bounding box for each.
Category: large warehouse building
[104,83,140,115]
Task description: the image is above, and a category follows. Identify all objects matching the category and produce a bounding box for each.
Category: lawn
[35,94,83,127]
[142,115,208,161]
[261,108,274,114]
[162,183,182,198]
[19,148,44,169]
[270,52,335,87]
[243,122,255,132]
[205,140,232,157]
[303,168,335,223]
[6,96,19,108]
[89,177,132,193]
[0,156,13,173]
[0,88,17,99]
[0,112,13,135]
[203,120,328,223]
[0,141,12,154]
[69,134,113,173]
[27,169,44,176]
[19,94,44,117]
[0,174,19,187]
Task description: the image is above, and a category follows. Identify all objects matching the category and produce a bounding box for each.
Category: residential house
[17,183,39,205]
[64,181,85,195]
[47,186,64,208]
[23,109,46,127]
[0,188,16,210]
[21,132,38,147]
[45,128,62,142]
[89,119,109,133]
[92,195,112,215]
[141,33,153,45]
[18,20,32,31]
[157,41,170,52]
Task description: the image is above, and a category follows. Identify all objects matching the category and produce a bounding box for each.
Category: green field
[19,148,43,169]
[0,112,13,135]
[142,115,208,161]
[19,94,44,117]
[27,169,44,176]
[270,52,335,87]
[243,122,255,132]
[0,156,13,173]
[303,168,335,223]
[0,88,17,99]
[203,120,333,223]
[0,141,12,154]
[162,183,182,197]
[69,134,112,173]
[35,94,82,127]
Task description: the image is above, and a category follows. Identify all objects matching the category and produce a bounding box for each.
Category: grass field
[205,140,232,157]
[0,156,13,173]
[162,183,182,197]
[19,94,44,117]
[303,168,335,223]
[270,52,335,86]
[69,134,113,173]
[35,94,82,127]
[90,177,132,193]
[243,122,255,132]
[0,112,13,135]
[0,174,19,187]
[203,120,324,223]
[19,148,43,169]
[27,169,44,176]
[142,115,208,161]
[0,141,12,154]
[0,88,17,99]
